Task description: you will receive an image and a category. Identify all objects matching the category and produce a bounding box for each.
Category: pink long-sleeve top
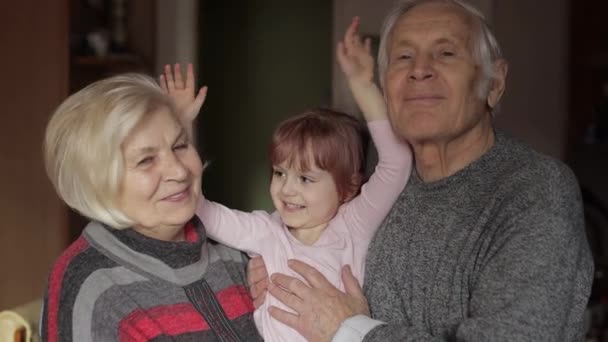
[196,119,412,342]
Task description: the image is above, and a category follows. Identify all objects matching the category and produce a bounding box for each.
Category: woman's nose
[164,153,188,181]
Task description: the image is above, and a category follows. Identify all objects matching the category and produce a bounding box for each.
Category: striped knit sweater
[40,217,261,341]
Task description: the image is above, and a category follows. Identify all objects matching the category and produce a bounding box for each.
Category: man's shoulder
[496,132,579,194]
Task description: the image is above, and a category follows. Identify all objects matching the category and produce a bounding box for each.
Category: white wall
[156,0,198,74]
[492,0,569,159]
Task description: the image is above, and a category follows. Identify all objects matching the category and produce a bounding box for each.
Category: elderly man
[255,0,594,341]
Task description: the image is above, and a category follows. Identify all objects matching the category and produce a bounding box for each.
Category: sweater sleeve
[358,164,594,341]
[342,120,412,241]
[196,196,275,255]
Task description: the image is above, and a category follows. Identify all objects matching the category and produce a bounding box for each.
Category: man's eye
[441,51,455,57]
[398,54,412,60]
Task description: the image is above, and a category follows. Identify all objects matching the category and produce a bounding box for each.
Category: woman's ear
[487,59,508,109]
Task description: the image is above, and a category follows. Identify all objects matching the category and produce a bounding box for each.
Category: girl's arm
[337,18,413,240]
[196,196,275,255]
[158,63,207,138]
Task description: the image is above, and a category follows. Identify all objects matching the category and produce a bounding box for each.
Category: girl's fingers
[159,74,167,92]
[164,64,175,91]
[186,63,195,90]
[173,63,184,88]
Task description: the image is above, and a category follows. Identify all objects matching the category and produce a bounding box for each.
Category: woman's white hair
[377,0,503,100]
[45,73,175,229]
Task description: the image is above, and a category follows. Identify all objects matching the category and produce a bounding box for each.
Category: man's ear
[487,59,508,109]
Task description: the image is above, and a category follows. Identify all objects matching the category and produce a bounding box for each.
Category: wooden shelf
[72,54,144,67]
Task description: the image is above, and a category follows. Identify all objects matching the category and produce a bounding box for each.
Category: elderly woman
[40,72,261,341]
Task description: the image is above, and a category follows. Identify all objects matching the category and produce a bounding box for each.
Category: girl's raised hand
[159,63,207,123]
[336,17,374,85]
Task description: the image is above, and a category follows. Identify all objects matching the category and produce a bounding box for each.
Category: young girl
[162,18,412,342]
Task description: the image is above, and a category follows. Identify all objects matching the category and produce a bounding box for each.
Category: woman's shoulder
[46,231,121,292]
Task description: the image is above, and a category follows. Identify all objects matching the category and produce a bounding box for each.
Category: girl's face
[269,154,341,245]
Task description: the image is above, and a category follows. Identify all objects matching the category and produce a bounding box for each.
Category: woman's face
[117,106,203,241]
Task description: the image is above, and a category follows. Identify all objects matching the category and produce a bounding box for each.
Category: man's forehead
[393,2,473,43]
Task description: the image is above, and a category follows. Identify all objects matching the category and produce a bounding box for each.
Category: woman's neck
[132,223,186,242]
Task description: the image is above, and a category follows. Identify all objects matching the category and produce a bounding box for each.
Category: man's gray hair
[377,0,503,100]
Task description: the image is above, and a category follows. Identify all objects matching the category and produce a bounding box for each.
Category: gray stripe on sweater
[92,278,192,341]
[84,222,209,285]
[73,266,147,341]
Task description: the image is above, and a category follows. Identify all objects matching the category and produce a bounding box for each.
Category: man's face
[384,2,487,144]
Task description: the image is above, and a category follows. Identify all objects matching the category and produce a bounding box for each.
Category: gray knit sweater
[362,132,594,341]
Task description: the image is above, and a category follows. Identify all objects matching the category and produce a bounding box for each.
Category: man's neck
[412,119,495,183]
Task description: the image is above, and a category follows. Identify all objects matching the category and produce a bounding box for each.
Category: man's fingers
[250,276,269,298]
[268,279,305,312]
[342,265,364,299]
[253,291,266,309]
[247,256,268,286]
[268,306,299,330]
[288,259,333,289]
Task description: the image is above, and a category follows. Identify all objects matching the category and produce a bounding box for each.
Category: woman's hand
[247,256,269,308]
[336,17,374,86]
[268,260,370,342]
[159,63,207,124]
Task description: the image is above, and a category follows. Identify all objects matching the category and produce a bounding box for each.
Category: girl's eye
[273,169,285,178]
[300,176,314,183]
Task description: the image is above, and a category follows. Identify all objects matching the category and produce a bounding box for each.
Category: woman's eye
[398,54,411,60]
[173,142,188,151]
[137,156,154,166]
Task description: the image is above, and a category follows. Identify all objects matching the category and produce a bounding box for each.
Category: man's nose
[409,55,435,81]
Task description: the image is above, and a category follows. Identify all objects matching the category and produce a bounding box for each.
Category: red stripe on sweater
[119,304,207,341]
[215,285,255,317]
[184,222,198,242]
[46,236,89,342]
[118,285,254,340]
